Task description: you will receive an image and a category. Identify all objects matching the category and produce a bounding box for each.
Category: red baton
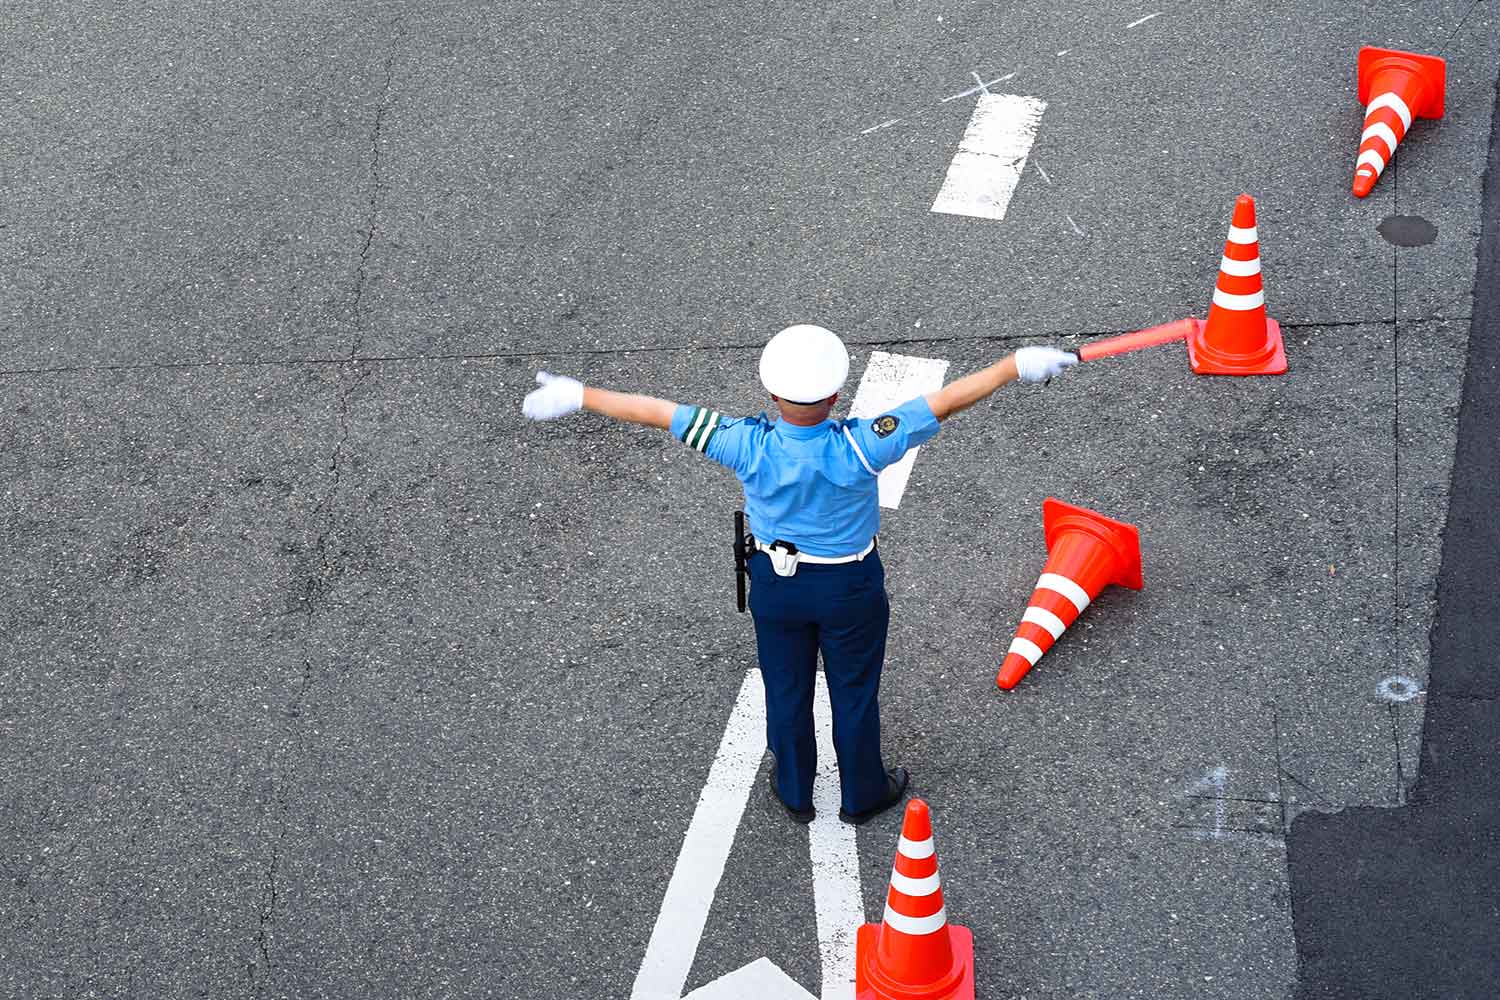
[1077,317,1196,362]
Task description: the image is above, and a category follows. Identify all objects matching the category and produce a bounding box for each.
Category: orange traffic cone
[856,800,975,1000]
[1352,46,1446,198]
[1184,194,1288,376]
[997,498,1143,690]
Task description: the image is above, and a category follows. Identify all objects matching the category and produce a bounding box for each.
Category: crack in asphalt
[1388,702,1407,805]
[251,656,316,995]
[0,314,1475,378]
[1392,154,1404,720]
[248,18,403,992]
[350,37,399,360]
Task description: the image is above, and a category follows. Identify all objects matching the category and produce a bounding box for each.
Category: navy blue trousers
[748,549,890,814]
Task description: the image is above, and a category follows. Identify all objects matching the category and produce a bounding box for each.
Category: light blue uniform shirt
[670,395,941,557]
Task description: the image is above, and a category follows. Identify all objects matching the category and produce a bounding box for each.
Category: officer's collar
[772,416,834,439]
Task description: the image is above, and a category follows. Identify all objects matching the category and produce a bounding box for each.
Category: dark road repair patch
[1378,214,1439,247]
[1288,74,1500,1000]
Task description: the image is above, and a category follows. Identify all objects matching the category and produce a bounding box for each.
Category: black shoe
[838,767,910,825]
[768,766,814,824]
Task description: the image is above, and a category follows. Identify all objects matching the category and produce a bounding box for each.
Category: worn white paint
[811,673,863,1000]
[1185,766,1230,840]
[941,71,1016,104]
[1126,11,1162,28]
[1376,675,1422,703]
[630,672,767,1000]
[930,93,1047,222]
[848,351,951,509]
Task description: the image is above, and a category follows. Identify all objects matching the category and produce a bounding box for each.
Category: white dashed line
[930,93,1048,222]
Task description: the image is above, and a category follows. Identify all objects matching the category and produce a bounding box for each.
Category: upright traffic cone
[1184,194,1288,376]
[1352,46,1446,198]
[997,498,1143,690]
[856,800,975,1000]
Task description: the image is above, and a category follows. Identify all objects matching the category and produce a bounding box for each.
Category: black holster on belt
[733,510,751,612]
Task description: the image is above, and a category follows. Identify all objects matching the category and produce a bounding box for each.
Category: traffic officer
[521,325,1078,824]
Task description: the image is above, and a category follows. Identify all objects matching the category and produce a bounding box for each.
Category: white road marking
[631,670,868,1000]
[630,672,767,1000]
[684,958,816,1000]
[1126,11,1162,28]
[1065,213,1086,237]
[930,93,1047,222]
[811,673,863,1000]
[848,351,951,509]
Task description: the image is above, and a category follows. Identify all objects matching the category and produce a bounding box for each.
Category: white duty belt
[753,537,876,577]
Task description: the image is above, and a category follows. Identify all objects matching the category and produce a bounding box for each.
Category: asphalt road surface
[3,3,1497,999]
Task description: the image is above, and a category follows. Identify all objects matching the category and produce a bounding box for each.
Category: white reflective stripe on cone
[882,903,948,936]
[889,868,942,897]
[1362,121,1400,155]
[1357,149,1386,175]
[1008,636,1043,665]
[1366,92,1413,131]
[897,835,935,860]
[1226,224,1258,245]
[1212,288,1265,310]
[1021,605,1066,639]
[1036,572,1090,613]
[1218,255,1261,277]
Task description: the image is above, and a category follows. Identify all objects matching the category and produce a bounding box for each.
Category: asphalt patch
[1377,214,1439,247]
[1286,69,1500,1000]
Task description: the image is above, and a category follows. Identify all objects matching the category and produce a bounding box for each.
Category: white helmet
[758,324,849,403]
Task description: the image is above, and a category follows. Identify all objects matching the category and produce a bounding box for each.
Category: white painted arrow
[683,957,816,1000]
[630,670,864,1000]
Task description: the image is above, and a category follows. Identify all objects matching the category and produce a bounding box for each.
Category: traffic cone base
[856,923,975,1000]
[1185,315,1287,376]
[1042,498,1143,590]
[1357,46,1445,117]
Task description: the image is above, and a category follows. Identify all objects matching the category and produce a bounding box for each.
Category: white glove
[1014,347,1080,384]
[521,371,585,421]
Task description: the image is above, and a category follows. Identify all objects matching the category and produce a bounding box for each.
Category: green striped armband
[678,407,725,453]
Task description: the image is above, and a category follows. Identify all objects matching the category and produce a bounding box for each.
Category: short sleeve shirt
[669,395,940,556]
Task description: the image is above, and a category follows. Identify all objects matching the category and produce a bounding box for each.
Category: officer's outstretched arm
[580,387,675,430]
[521,370,676,429]
[924,347,1077,421]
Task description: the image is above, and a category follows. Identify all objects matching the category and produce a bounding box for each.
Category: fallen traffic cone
[1352,45,1446,198]
[997,498,1143,690]
[856,799,975,1000]
[1184,194,1288,376]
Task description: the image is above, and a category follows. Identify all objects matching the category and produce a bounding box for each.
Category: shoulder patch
[679,407,726,453]
[872,414,900,438]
